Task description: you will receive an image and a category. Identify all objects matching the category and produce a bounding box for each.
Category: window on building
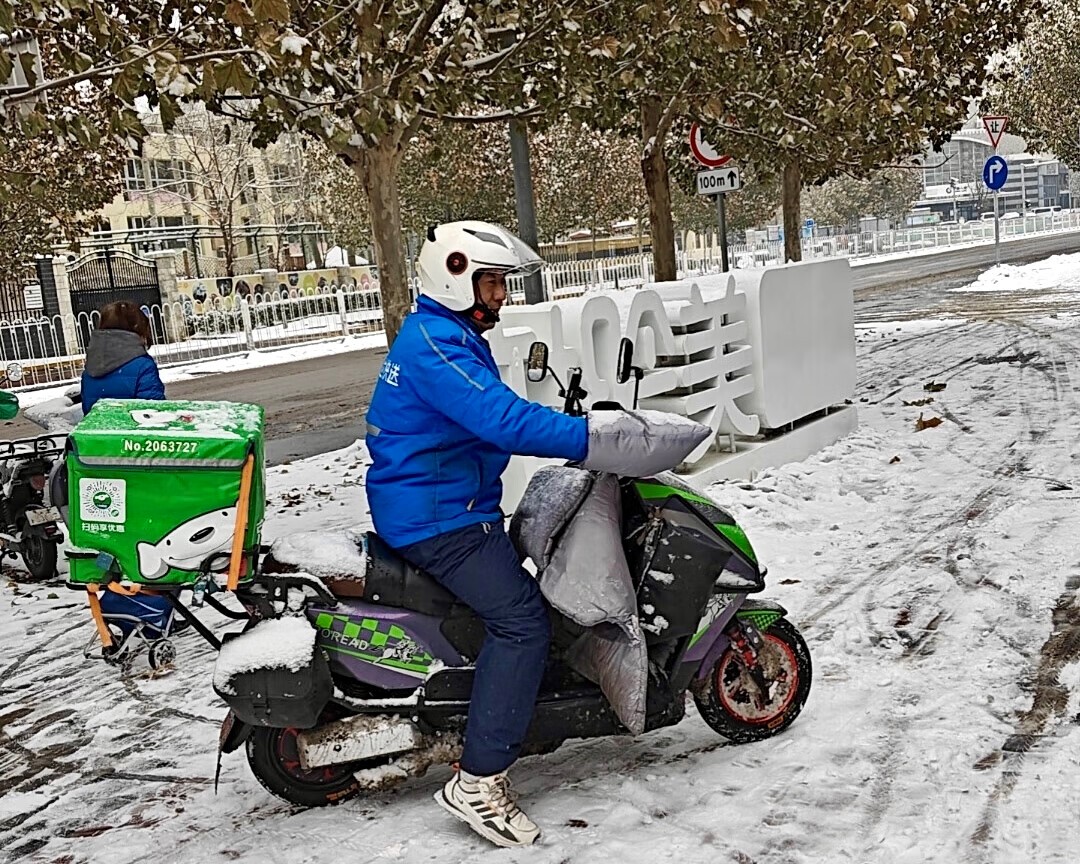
[175,161,196,197]
[240,216,255,256]
[157,215,190,250]
[126,216,153,251]
[150,159,176,190]
[271,164,298,192]
[239,166,258,205]
[124,159,147,192]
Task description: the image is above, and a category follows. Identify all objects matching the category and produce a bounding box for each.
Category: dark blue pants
[398,521,550,777]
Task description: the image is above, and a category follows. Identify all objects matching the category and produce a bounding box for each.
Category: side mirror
[616,337,634,385]
[0,390,18,421]
[526,341,549,383]
[5,362,23,383]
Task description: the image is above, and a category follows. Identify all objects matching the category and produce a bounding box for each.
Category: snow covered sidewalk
[6,259,1080,862]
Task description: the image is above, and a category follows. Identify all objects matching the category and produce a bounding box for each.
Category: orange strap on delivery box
[86,584,113,648]
[227,454,255,591]
[106,581,145,597]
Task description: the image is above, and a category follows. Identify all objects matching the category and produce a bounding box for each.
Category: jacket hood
[84,329,149,378]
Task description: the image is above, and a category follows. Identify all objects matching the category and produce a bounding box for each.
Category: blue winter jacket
[366,296,588,548]
[81,329,166,414]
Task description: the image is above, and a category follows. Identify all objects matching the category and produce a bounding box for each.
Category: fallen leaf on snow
[915,412,943,431]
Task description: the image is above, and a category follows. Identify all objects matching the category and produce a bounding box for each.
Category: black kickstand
[163,593,221,650]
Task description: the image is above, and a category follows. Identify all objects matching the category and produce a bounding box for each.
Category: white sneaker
[436,770,541,848]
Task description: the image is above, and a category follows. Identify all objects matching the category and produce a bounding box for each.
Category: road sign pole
[994,190,1000,263]
[716,194,729,273]
[994,138,1000,265]
[982,115,1010,267]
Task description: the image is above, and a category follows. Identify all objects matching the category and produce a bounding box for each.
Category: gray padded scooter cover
[582,409,712,477]
[512,468,648,734]
[509,465,594,572]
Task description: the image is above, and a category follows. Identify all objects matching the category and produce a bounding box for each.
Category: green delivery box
[67,399,266,587]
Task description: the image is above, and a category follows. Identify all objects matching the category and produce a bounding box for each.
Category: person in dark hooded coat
[81,301,165,414]
[75,301,179,639]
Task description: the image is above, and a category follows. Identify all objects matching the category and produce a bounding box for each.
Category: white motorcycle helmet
[417,221,543,324]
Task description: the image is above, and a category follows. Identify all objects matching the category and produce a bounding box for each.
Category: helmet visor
[472,229,545,279]
[503,258,544,278]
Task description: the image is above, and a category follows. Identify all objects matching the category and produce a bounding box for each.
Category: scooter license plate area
[26,507,61,526]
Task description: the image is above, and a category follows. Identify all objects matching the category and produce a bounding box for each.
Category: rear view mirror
[526,341,549,383]
[5,362,23,383]
[616,338,634,385]
[0,390,18,421]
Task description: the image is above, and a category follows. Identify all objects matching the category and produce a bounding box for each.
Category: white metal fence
[5,210,1080,388]
[0,285,383,387]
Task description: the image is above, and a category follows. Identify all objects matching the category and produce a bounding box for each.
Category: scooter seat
[363,532,458,617]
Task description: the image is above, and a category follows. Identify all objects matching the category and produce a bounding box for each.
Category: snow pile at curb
[950,251,1080,293]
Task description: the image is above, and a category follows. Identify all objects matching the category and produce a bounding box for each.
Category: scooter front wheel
[693,616,812,744]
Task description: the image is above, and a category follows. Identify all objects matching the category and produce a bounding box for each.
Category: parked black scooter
[0,363,65,580]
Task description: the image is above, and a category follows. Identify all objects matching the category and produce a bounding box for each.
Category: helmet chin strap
[467,301,500,327]
[466,276,502,327]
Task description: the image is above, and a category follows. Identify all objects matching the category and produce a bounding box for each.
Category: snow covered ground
[6,254,1080,862]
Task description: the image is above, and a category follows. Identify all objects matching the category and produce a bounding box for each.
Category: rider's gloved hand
[581,410,711,476]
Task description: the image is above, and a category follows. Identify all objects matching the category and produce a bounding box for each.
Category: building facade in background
[86,112,328,278]
[917,116,1071,224]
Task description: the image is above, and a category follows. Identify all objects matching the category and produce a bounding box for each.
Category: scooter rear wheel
[693,617,812,744]
[246,724,362,808]
[20,531,57,582]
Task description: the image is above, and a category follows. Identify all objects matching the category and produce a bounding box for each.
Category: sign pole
[690,122,741,272]
[983,115,1009,266]
[993,133,1000,265]
[994,189,1000,264]
[716,194,729,273]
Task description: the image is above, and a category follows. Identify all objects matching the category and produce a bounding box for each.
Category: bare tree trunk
[783,160,802,263]
[222,225,236,277]
[356,140,408,344]
[640,99,677,282]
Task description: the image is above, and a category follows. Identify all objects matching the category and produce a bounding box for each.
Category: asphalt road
[4,228,1080,460]
[164,349,389,464]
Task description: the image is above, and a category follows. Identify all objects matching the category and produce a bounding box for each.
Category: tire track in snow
[962,323,1080,859]
[850,320,1080,857]
[815,322,1054,635]
[818,321,1076,847]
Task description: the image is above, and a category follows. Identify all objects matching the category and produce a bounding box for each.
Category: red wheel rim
[716,632,799,726]
[274,727,355,785]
